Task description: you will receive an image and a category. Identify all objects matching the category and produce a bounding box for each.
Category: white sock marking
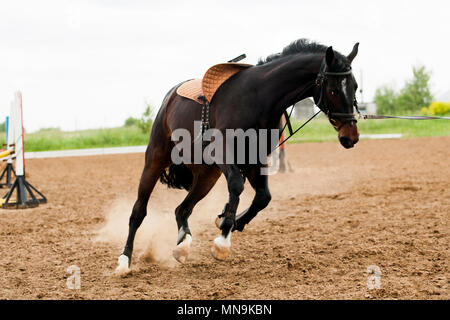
[214,232,231,249]
[115,254,130,274]
[178,234,192,248]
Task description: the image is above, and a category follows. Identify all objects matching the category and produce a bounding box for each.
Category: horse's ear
[325,46,336,67]
[347,42,359,63]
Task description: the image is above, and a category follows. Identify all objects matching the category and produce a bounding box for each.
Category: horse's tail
[159,164,193,191]
[155,79,195,191]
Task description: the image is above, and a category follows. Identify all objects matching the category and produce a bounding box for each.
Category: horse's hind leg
[116,147,169,274]
[173,166,221,263]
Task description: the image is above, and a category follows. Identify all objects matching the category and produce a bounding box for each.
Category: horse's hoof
[210,235,231,261]
[215,216,223,229]
[115,254,131,275]
[173,234,192,264]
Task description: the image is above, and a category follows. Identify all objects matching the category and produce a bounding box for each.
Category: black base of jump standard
[0,163,15,188]
[2,175,47,209]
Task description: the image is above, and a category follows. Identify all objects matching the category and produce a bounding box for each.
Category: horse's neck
[255,54,322,123]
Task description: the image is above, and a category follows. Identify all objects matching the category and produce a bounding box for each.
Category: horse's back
[148,80,203,149]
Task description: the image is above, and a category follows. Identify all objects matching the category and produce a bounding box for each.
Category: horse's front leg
[211,164,244,260]
[234,166,271,232]
[215,166,271,232]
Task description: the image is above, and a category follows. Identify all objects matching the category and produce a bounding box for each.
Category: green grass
[0,117,448,152]
[13,127,150,152]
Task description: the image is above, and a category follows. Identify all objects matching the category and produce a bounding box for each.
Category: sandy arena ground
[0,137,448,300]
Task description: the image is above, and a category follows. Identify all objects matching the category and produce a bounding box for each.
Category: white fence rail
[25,145,147,159]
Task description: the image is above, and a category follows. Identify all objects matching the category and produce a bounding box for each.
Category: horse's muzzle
[338,122,359,149]
[339,136,359,149]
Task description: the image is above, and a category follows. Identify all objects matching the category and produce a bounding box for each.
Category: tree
[374,65,433,114]
[374,85,397,115]
[395,65,433,113]
[137,102,155,134]
[0,121,4,133]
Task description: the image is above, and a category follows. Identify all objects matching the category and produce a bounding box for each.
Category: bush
[124,117,139,127]
[421,102,450,116]
[38,127,61,132]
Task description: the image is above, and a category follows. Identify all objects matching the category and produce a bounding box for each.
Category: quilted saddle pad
[176,62,253,104]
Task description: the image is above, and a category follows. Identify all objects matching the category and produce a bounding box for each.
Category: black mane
[257,38,348,67]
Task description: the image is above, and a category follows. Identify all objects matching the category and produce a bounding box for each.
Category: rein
[278,110,322,147]
[334,114,450,120]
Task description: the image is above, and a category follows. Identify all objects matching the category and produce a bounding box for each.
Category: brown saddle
[176,62,253,104]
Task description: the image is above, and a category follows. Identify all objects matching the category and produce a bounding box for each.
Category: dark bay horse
[116,39,360,272]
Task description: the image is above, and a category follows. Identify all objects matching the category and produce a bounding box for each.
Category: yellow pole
[0,149,13,159]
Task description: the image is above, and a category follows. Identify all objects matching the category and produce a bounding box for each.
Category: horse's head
[315,43,360,149]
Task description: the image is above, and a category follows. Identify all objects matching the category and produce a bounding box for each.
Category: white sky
[1,0,449,132]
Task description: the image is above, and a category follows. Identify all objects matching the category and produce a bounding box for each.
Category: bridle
[314,65,360,131]
[278,62,360,148]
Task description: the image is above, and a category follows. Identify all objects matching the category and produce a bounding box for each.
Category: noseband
[315,68,360,131]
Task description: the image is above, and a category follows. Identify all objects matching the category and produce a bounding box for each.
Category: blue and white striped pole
[5,116,9,144]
